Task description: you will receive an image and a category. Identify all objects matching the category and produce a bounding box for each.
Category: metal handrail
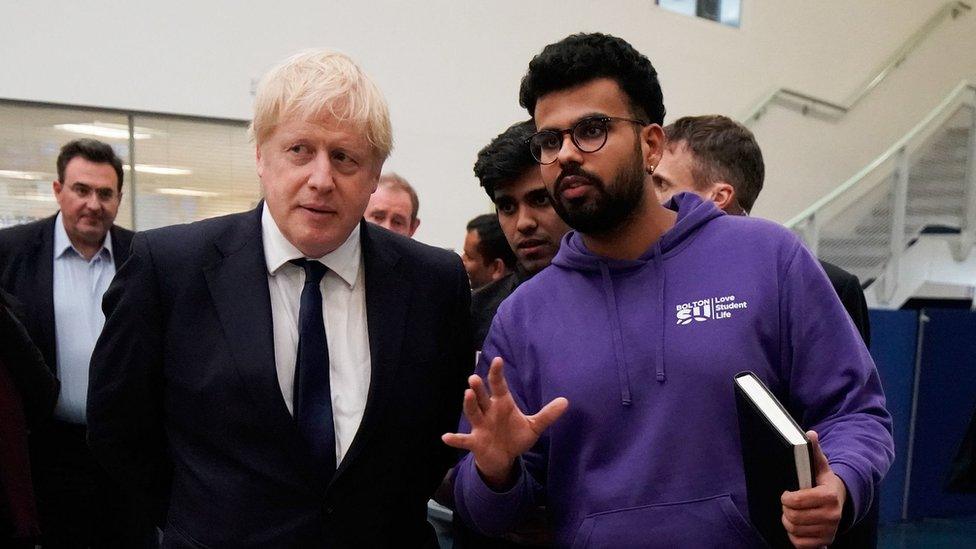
[744,1,971,124]
[785,81,976,229]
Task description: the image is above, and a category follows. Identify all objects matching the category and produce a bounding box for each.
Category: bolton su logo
[675,294,748,325]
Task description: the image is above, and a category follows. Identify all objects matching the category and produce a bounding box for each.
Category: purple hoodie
[454,193,893,547]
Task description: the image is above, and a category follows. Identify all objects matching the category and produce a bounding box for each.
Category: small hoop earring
[648,165,656,175]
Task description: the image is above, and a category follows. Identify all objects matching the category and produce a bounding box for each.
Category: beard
[549,154,647,236]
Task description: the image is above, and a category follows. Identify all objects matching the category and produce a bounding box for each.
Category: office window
[0,104,133,228]
[657,0,741,27]
[0,100,259,231]
[131,115,259,230]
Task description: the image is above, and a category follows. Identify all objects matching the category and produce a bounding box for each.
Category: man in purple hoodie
[443,33,893,548]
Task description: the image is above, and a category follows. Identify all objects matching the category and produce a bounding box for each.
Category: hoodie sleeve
[778,241,894,525]
[453,314,546,537]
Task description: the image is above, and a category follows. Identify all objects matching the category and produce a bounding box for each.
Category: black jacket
[87,207,473,548]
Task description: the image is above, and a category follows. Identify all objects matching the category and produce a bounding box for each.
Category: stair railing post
[804,213,820,257]
[881,147,911,304]
[958,89,976,261]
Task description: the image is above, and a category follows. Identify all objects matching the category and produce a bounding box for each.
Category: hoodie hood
[551,192,725,272]
[550,192,725,398]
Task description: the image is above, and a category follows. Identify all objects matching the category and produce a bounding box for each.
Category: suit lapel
[203,208,300,447]
[32,217,56,372]
[333,222,411,481]
[110,226,133,267]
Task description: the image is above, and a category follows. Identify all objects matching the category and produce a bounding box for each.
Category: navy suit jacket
[0,214,133,374]
[87,206,473,548]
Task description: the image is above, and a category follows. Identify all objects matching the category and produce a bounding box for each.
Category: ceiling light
[154,188,219,198]
[55,122,155,140]
[0,169,54,181]
[14,194,57,202]
[122,164,193,176]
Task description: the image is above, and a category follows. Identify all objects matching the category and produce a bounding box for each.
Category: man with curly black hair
[469,120,570,351]
[445,33,893,548]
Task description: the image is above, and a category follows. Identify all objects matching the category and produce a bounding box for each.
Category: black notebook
[734,371,814,549]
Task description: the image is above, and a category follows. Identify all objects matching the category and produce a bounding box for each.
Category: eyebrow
[537,111,608,132]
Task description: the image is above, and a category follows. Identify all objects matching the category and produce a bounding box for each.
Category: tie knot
[290,259,328,284]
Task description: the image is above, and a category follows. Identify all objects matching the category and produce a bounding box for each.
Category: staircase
[786,83,976,307]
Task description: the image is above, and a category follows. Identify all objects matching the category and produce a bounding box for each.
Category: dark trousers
[31,420,157,549]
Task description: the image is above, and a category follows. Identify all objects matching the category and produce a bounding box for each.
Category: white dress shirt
[52,212,116,424]
[262,204,371,466]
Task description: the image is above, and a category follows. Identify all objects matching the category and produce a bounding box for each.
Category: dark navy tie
[290,259,336,476]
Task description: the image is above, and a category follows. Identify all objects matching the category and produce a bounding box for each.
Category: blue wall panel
[868,309,919,523]
[907,309,976,518]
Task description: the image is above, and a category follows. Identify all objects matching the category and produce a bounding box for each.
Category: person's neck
[581,195,676,261]
[69,234,106,262]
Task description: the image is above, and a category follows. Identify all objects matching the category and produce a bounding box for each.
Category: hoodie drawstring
[599,262,632,406]
[653,242,667,383]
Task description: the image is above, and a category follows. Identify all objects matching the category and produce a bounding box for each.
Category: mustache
[554,165,603,195]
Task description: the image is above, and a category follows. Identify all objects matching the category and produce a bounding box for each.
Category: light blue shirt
[52,212,115,424]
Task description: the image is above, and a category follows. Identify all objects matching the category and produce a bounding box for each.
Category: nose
[516,208,537,235]
[86,192,102,212]
[555,131,583,166]
[307,153,335,190]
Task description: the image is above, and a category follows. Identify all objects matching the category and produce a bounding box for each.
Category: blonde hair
[249,49,393,160]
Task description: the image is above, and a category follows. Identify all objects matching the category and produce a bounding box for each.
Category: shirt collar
[53,211,113,261]
[261,203,362,288]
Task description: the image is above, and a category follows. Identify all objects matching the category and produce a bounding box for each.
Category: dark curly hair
[519,33,665,125]
[466,214,517,269]
[473,120,536,202]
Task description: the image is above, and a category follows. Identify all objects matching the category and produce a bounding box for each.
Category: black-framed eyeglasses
[528,116,648,165]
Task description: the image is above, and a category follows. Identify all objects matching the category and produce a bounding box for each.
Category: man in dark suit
[88,49,472,548]
[0,139,153,547]
[652,114,877,547]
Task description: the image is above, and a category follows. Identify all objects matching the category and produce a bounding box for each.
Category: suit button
[325,506,334,515]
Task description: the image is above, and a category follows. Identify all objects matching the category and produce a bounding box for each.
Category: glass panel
[657,0,741,28]
[658,0,696,17]
[0,104,132,228]
[130,115,259,231]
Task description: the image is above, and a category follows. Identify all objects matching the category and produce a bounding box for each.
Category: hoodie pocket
[570,494,769,548]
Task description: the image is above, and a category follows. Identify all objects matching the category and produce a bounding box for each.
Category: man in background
[470,120,570,350]
[0,138,152,547]
[463,214,516,290]
[364,172,421,237]
[653,114,871,346]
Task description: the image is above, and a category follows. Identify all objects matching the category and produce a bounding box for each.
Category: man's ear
[641,124,666,174]
[488,258,508,281]
[255,145,264,179]
[408,218,421,238]
[52,180,64,206]
[711,182,738,213]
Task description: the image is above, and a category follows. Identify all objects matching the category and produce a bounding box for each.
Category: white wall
[2,0,974,249]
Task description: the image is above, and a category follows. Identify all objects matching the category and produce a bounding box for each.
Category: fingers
[781,486,835,510]
[462,388,485,426]
[486,357,510,399]
[529,397,569,433]
[783,514,834,549]
[469,374,491,413]
[781,498,840,525]
[441,432,473,450]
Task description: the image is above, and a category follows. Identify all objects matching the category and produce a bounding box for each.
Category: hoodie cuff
[830,461,870,526]
[456,454,530,537]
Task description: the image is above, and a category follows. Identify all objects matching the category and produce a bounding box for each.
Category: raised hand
[442,357,568,488]
[781,430,847,549]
